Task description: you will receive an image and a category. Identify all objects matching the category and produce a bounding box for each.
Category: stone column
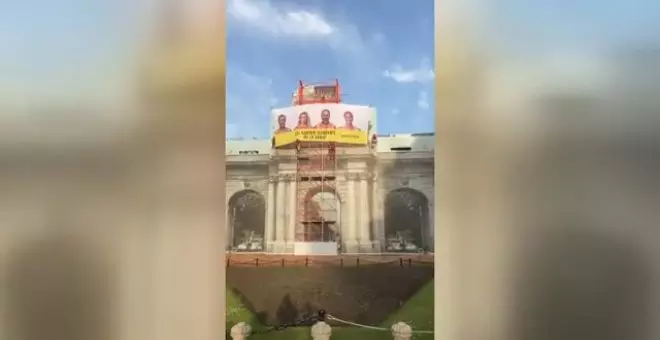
[427,198,434,251]
[344,172,359,252]
[358,173,372,252]
[264,176,276,252]
[286,174,297,252]
[274,176,286,253]
[371,174,384,251]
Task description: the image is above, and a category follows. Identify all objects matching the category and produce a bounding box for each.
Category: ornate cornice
[279,173,296,182]
[343,172,372,181]
[268,175,278,183]
[344,172,360,181]
[358,173,372,181]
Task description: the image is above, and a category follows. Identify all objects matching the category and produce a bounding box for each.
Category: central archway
[228,190,266,252]
[384,188,429,252]
[302,185,340,243]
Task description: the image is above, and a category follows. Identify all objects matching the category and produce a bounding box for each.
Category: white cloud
[383,58,435,83]
[417,91,430,110]
[228,0,334,38]
[227,0,389,91]
[227,0,377,71]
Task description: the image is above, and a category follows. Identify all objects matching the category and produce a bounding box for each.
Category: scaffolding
[293,80,340,243]
[291,79,341,105]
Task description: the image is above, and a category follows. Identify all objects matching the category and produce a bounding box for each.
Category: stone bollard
[311,321,332,340]
[230,322,252,340]
[391,321,413,340]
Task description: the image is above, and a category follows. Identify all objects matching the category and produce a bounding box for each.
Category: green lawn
[226,280,434,340]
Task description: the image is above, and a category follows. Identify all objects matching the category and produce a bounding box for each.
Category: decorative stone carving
[278,173,296,182]
[252,181,268,193]
[268,175,278,183]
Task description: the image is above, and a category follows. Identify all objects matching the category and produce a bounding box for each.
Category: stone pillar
[427,199,434,251]
[371,174,383,251]
[274,176,286,253]
[344,173,359,252]
[264,176,276,252]
[358,174,372,252]
[286,174,297,252]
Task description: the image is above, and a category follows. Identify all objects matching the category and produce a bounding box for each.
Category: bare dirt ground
[226,253,434,326]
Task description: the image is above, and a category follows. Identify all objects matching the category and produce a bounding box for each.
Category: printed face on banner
[272,104,373,132]
[270,104,376,147]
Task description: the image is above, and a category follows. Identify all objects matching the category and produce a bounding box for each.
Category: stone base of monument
[343,240,361,253]
[293,242,337,256]
[359,241,375,253]
[371,240,382,252]
[268,241,287,254]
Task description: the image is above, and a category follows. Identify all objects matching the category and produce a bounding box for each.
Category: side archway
[384,188,429,252]
[228,189,266,251]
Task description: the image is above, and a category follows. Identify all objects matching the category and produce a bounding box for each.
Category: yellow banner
[274,129,367,147]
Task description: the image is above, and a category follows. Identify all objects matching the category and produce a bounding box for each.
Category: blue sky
[1,0,658,126]
[226,0,435,138]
